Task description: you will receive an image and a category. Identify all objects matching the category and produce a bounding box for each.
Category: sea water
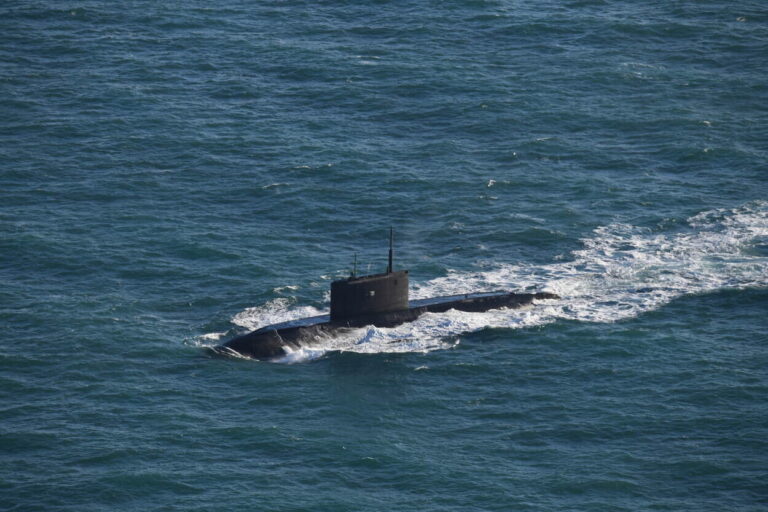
[1,1,767,510]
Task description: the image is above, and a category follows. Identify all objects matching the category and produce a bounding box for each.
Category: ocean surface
[2,1,767,510]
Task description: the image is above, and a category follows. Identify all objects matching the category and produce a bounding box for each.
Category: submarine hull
[216,291,558,360]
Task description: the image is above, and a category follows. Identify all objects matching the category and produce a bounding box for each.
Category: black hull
[215,291,558,360]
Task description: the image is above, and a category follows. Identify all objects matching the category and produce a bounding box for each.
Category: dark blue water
[2,1,767,510]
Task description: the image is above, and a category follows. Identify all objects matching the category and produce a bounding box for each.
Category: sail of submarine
[216,229,558,360]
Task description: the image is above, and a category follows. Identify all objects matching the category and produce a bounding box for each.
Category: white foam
[273,285,299,294]
[261,182,290,190]
[273,344,328,364]
[199,332,226,341]
[231,298,326,331]
[211,202,768,362]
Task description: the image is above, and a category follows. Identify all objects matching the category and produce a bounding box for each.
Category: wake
[200,201,768,362]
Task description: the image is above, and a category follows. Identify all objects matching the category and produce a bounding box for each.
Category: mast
[387,227,393,274]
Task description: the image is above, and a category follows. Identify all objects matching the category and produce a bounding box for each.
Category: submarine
[216,230,558,360]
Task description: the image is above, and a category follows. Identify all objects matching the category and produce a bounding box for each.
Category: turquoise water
[2,1,767,510]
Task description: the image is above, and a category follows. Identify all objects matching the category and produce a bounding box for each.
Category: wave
[201,201,768,362]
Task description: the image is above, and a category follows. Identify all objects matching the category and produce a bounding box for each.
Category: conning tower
[330,229,409,322]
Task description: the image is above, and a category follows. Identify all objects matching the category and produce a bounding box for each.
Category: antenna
[387,227,394,273]
[352,252,357,278]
